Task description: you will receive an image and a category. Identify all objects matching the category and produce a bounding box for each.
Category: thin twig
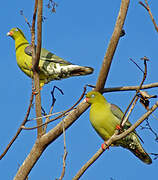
[150,153,158,160]
[27,111,66,121]
[31,0,37,36]
[20,10,31,29]
[141,119,158,141]
[120,58,148,127]
[114,102,158,141]
[21,86,87,130]
[0,92,34,160]
[139,1,149,11]
[44,86,64,132]
[59,120,68,180]
[121,96,139,126]
[43,102,55,133]
[129,58,144,73]
[139,0,158,32]
[87,82,158,93]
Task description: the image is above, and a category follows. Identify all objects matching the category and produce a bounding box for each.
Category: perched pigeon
[7,28,93,87]
[85,91,152,164]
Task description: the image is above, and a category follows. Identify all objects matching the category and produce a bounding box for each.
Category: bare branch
[13,138,47,180]
[139,0,158,32]
[14,100,89,179]
[102,82,158,93]
[31,0,43,137]
[72,148,104,180]
[58,121,68,180]
[139,1,149,11]
[120,58,148,127]
[0,92,34,160]
[21,86,86,130]
[95,0,130,91]
[121,96,139,127]
[115,101,158,141]
[28,111,66,122]
[33,0,43,71]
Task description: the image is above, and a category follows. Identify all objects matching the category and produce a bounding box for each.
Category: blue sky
[1,0,158,179]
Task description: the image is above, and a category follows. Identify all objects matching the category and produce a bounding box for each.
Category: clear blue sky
[1,0,158,179]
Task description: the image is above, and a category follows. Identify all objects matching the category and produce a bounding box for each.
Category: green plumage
[7,27,93,87]
[86,91,152,164]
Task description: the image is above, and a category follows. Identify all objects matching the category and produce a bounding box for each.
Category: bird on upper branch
[7,27,93,87]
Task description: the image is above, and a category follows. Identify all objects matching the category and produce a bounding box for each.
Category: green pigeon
[85,91,152,164]
[7,27,93,87]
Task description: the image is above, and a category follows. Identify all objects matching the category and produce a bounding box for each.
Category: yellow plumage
[89,98,119,140]
[86,91,152,164]
[7,27,93,87]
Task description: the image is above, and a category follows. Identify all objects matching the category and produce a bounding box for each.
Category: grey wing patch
[40,48,72,65]
[110,104,124,120]
[110,104,131,127]
[24,45,72,65]
[24,45,32,56]
[110,104,144,143]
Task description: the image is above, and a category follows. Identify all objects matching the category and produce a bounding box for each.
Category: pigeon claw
[116,125,121,130]
[101,142,109,150]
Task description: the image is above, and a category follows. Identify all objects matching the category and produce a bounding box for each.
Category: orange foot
[101,142,109,150]
[116,125,121,130]
[32,88,40,95]
[32,90,38,95]
[32,88,42,95]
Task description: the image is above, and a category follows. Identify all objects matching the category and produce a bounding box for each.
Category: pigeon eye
[91,94,95,98]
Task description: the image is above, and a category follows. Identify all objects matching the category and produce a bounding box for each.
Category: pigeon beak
[7,31,13,36]
[84,97,89,103]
